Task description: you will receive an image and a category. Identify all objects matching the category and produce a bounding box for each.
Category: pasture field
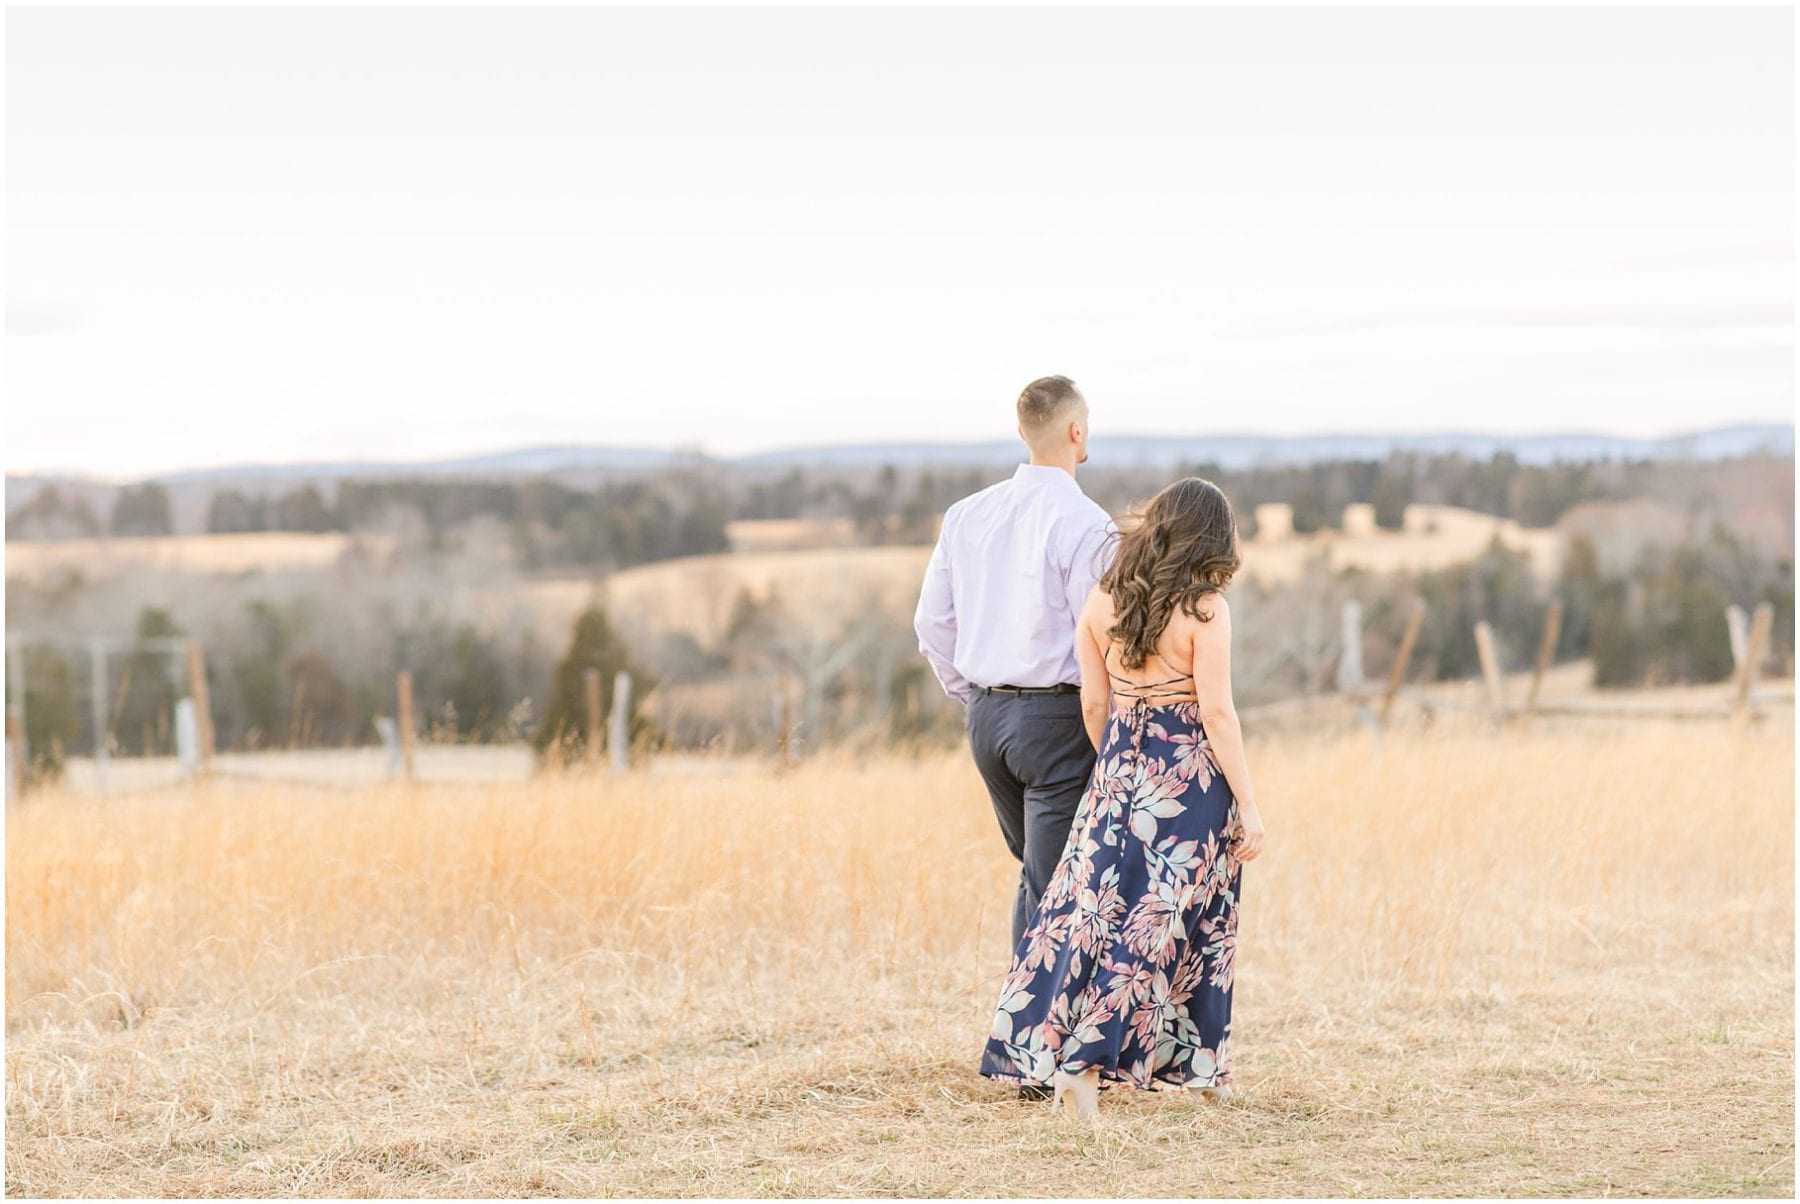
[2,531,374,580]
[6,718,1792,1197]
[0,501,1544,647]
[522,504,1563,644]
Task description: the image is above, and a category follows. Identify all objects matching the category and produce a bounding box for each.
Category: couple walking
[913,375,1266,1120]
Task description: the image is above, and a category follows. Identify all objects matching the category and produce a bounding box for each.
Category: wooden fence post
[1525,601,1563,716]
[6,714,24,803]
[1473,621,1508,717]
[1725,604,1750,672]
[396,671,417,780]
[583,668,603,769]
[89,637,110,795]
[1336,598,1365,693]
[6,639,26,798]
[772,689,792,766]
[288,679,307,750]
[185,640,215,772]
[608,671,631,772]
[874,652,894,732]
[1734,602,1773,716]
[374,716,400,777]
[1380,600,1424,727]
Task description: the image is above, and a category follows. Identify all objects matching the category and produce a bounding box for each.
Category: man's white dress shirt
[913,463,1117,703]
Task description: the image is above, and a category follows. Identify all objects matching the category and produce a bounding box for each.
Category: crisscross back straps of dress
[1103,642,1199,703]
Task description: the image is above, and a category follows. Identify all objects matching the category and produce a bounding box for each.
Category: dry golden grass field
[2,532,369,580]
[6,718,1792,1197]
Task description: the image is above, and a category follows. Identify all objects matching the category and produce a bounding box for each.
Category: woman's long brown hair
[1099,477,1242,671]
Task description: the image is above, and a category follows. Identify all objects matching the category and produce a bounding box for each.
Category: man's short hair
[1017,375,1084,434]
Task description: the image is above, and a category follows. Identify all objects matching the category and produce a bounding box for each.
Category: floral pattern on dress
[978,698,1242,1092]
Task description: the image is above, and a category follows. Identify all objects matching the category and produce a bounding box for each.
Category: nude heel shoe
[1191,1082,1234,1104]
[1051,1067,1100,1120]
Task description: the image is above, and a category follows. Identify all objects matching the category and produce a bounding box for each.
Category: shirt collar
[1012,463,1078,488]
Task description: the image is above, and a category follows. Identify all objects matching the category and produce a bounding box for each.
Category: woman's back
[1086,587,1204,707]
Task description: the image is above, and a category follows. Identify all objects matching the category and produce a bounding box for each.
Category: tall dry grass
[6,717,1793,1196]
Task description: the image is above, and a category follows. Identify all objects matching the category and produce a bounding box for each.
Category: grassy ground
[6,718,1792,1197]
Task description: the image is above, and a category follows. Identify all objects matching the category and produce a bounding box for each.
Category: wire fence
[6,597,1789,801]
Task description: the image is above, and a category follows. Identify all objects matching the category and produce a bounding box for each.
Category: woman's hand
[1228,806,1265,862]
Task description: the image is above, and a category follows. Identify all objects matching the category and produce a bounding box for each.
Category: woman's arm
[1074,587,1113,752]
[1188,594,1265,861]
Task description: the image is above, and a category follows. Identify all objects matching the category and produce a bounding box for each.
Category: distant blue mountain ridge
[732,424,1793,471]
[7,422,1792,491]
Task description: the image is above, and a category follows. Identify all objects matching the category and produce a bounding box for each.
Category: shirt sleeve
[1063,511,1118,633]
[913,515,972,703]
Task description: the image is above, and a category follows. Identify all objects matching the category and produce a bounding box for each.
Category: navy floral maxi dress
[978,653,1243,1094]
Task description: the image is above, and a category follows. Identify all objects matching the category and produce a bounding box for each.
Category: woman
[977,476,1267,1119]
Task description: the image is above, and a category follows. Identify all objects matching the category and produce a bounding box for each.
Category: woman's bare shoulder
[1174,590,1230,639]
[1082,583,1118,623]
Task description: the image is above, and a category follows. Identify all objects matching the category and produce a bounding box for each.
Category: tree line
[8,475,734,571]
[11,449,1784,560]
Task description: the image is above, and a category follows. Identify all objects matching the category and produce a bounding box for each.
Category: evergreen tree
[114,608,185,756]
[8,485,101,539]
[532,605,653,762]
[18,645,81,782]
[275,484,337,532]
[109,483,174,537]
[1369,464,1413,531]
[1590,579,1643,687]
[207,489,267,533]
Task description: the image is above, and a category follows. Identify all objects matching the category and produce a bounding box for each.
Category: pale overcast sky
[6,6,1794,480]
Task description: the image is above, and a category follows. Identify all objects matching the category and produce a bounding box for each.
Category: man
[913,375,1117,1057]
